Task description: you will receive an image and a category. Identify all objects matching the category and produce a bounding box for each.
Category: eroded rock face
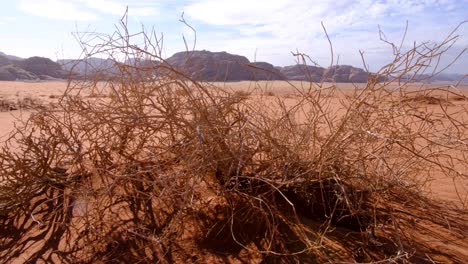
[249,62,285,80]
[277,64,370,83]
[278,65,325,82]
[0,55,11,67]
[0,65,39,80]
[0,53,69,80]
[165,50,284,81]
[16,57,67,79]
[323,65,368,83]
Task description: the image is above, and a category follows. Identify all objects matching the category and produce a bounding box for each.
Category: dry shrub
[263,90,275,96]
[0,96,43,112]
[0,16,467,263]
[232,89,251,99]
[0,98,15,111]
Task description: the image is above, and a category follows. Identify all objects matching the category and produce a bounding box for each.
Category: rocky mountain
[278,65,325,82]
[164,50,284,81]
[16,57,67,79]
[0,55,11,67]
[249,62,285,80]
[0,65,38,81]
[0,50,464,83]
[323,65,369,83]
[163,51,372,82]
[275,64,369,82]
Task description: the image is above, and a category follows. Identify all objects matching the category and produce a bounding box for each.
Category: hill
[162,50,284,81]
[162,51,372,82]
[15,57,67,79]
[0,52,67,80]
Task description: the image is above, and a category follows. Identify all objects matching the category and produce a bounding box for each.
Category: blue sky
[0,0,466,73]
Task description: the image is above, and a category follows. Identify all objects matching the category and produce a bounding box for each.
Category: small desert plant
[0,14,466,263]
[0,96,43,111]
[0,98,14,111]
[17,95,42,109]
[263,90,275,96]
[232,89,251,99]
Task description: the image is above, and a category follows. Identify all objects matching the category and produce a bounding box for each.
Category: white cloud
[183,0,467,71]
[18,0,98,21]
[0,16,17,22]
[76,0,159,17]
[77,0,127,16]
[0,16,16,25]
[17,0,159,21]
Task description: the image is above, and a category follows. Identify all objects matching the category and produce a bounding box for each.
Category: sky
[0,0,466,73]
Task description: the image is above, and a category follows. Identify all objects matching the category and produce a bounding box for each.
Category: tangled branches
[0,16,467,263]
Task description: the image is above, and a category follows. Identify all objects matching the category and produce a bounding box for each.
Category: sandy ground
[1,81,467,197]
[1,80,467,262]
[1,80,467,206]
[0,81,68,141]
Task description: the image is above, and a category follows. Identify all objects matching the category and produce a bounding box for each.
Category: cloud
[18,0,98,21]
[76,0,159,17]
[0,16,16,25]
[77,0,127,16]
[12,0,466,73]
[17,0,159,21]
[183,0,467,71]
[184,0,464,38]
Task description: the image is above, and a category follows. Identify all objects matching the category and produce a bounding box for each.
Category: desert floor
[1,80,467,205]
[0,81,68,139]
[1,80,467,262]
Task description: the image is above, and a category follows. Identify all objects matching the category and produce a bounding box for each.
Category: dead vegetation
[0,96,42,112]
[0,15,467,263]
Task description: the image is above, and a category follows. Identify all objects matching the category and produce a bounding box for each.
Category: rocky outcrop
[249,62,285,80]
[0,55,11,67]
[0,65,38,80]
[323,65,368,83]
[0,53,68,80]
[279,65,324,82]
[164,50,284,81]
[15,57,67,79]
[277,64,369,83]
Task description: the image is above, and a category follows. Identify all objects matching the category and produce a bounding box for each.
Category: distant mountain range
[0,50,465,83]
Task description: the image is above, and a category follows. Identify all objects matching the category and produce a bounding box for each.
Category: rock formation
[164,50,284,81]
[0,50,463,83]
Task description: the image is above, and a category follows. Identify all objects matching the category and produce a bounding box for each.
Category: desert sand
[1,80,467,262]
[0,81,67,140]
[1,80,467,203]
